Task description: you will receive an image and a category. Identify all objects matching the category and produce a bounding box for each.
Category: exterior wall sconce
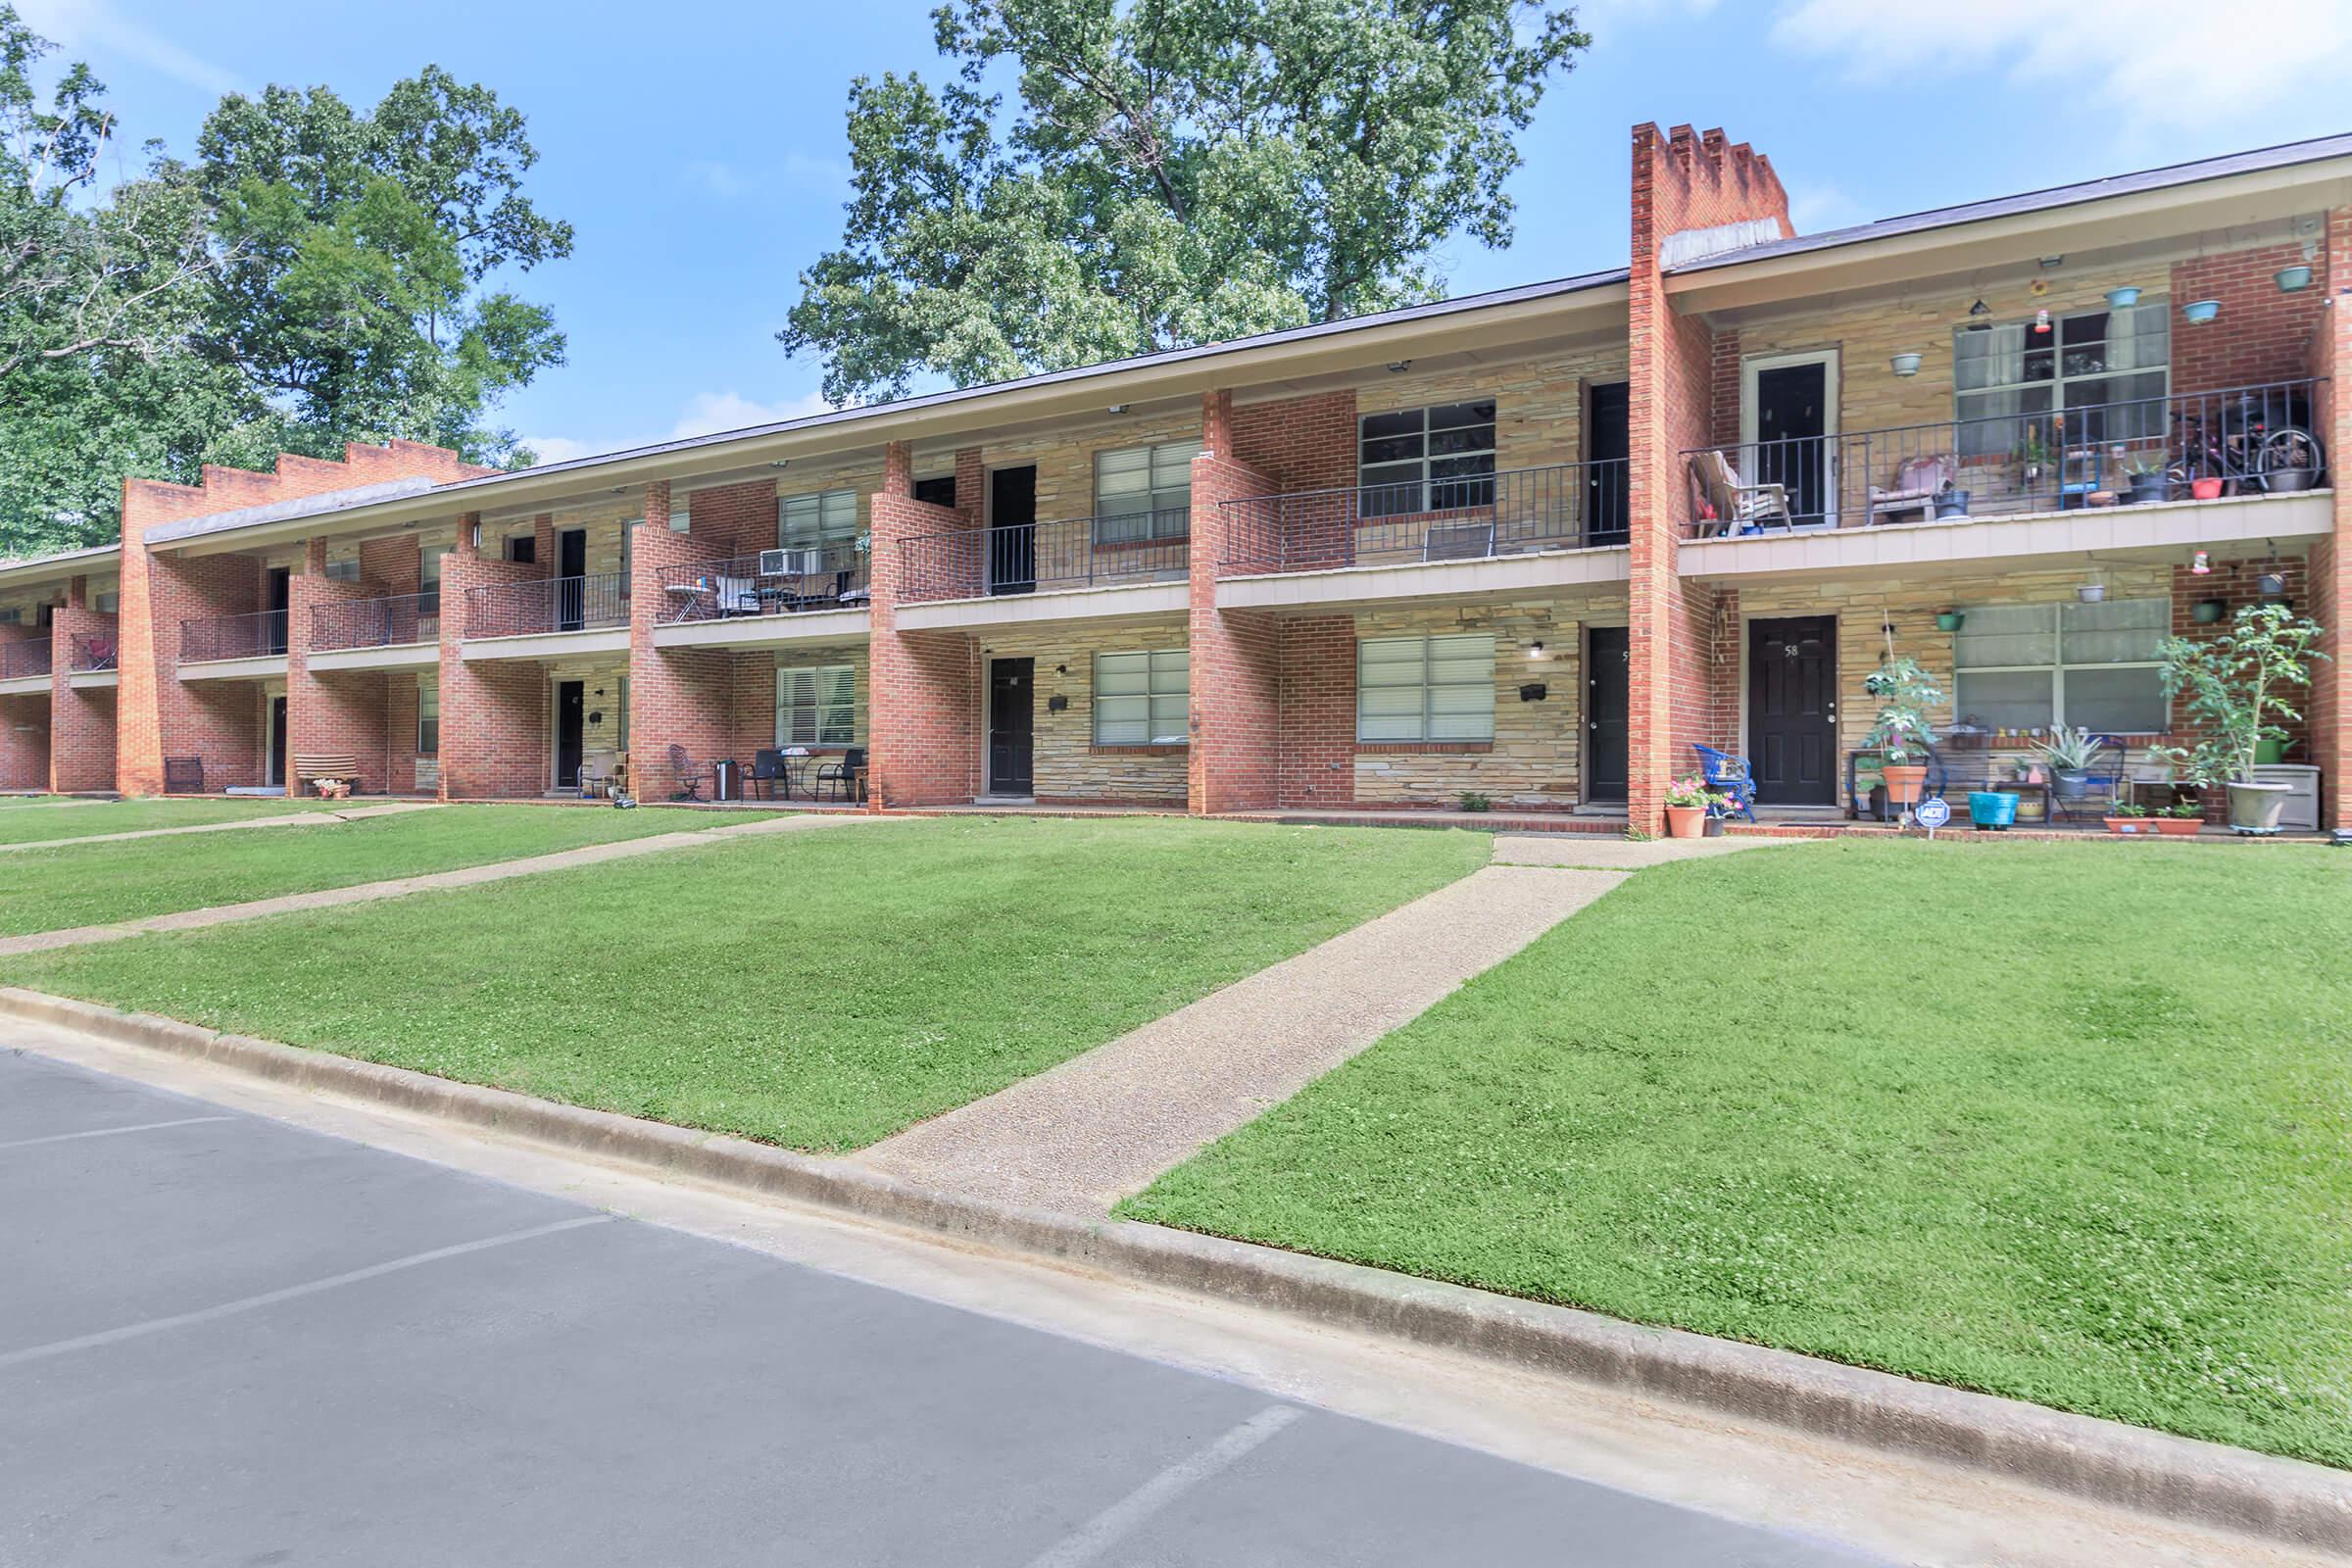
[1889,353,1923,376]
[1385,361,1412,373]
[1526,640,1547,661]
[1964,299,1992,331]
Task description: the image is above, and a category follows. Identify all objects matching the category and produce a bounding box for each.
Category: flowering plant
[1663,773,1717,809]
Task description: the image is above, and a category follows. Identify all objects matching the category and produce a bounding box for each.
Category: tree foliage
[781,0,1589,402]
[0,8,570,554]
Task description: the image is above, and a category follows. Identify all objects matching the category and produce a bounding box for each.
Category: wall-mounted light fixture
[1105,404,1128,416]
[1526,640,1548,661]
[1964,299,1992,332]
[1385,361,1412,373]
[768,459,791,469]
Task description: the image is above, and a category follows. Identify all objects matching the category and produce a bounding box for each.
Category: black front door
[266,567,291,655]
[1747,616,1838,806]
[557,528,588,629]
[989,466,1037,595]
[1585,625,1629,804]
[1754,362,1829,525]
[268,696,287,788]
[987,659,1033,795]
[1586,381,1630,543]
[555,680,585,788]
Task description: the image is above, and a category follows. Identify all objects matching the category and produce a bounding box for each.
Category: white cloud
[1773,0,2352,136]
[667,389,834,440]
[516,435,597,466]
[1785,182,1863,234]
[688,160,753,199]
[14,0,240,96]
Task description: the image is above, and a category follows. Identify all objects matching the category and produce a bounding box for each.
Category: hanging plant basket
[2181,299,2222,324]
[2192,598,2226,623]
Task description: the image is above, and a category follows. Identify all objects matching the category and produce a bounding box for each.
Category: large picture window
[1356,633,1495,743]
[1952,305,2168,458]
[776,662,856,746]
[779,489,858,553]
[1093,442,1197,544]
[1358,402,1496,517]
[1952,600,2168,733]
[1094,650,1189,745]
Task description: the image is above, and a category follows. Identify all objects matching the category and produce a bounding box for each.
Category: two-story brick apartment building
[3,124,2346,833]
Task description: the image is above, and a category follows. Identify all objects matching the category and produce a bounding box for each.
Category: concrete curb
[6,985,2345,1552]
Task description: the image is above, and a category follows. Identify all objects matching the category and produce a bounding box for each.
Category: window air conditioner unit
[760,548,821,577]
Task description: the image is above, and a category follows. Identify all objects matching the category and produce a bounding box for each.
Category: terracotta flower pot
[2153,816,2203,836]
[2189,476,2225,501]
[1664,804,1705,839]
[1881,763,1928,807]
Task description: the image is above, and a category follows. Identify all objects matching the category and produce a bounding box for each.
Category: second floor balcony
[1,640,51,679]
[181,610,285,663]
[1217,460,1627,577]
[656,547,869,624]
[315,592,439,651]
[1682,378,2328,538]
[68,631,118,672]
[899,512,1190,604]
[465,572,628,640]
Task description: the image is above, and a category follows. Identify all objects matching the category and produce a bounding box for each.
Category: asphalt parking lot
[0,1048,1875,1566]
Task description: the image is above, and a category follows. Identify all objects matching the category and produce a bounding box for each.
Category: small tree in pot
[2150,603,2328,834]
[1863,655,1945,812]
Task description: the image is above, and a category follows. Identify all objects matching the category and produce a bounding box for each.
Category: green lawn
[0,817,1487,1151]
[0,804,765,934]
[0,796,347,845]
[1124,839,2352,1467]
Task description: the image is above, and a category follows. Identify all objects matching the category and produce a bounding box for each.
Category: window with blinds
[1093,441,1198,544]
[1952,600,2168,732]
[1094,650,1189,745]
[776,663,857,746]
[779,489,858,552]
[1356,633,1495,743]
[416,676,440,757]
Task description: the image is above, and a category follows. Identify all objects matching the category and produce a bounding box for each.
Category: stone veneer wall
[971,615,1191,805]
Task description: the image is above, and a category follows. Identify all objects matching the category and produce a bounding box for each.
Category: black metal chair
[749,748,789,801]
[816,746,866,804]
[666,743,712,802]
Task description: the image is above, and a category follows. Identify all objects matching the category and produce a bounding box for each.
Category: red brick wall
[49,602,118,792]
[2318,206,2352,828]
[869,443,981,805]
[686,477,777,564]
[627,480,738,799]
[438,518,550,799]
[0,692,48,789]
[2170,242,2327,394]
[1232,390,1357,493]
[137,552,267,790]
[1708,330,1741,448]
[1187,391,1284,812]
[1277,614,1354,808]
[1628,123,1790,833]
[290,539,395,793]
[2167,557,2315,823]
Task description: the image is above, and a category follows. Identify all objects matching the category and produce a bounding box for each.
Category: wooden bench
[291,754,360,797]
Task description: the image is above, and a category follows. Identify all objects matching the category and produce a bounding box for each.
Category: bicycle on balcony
[2166,392,2327,498]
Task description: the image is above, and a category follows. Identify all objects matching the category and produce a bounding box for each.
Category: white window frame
[1951,306,2169,458]
[1093,650,1189,746]
[1356,633,1495,743]
[1092,442,1198,545]
[416,676,440,758]
[1952,600,2170,733]
[779,489,858,555]
[776,662,856,747]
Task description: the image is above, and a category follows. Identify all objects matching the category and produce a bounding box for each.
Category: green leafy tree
[781,0,1589,402]
[194,67,573,465]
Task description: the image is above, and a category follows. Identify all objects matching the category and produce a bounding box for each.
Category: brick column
[0,619,48,790]
[1186,390,1282,814]
[437,514,549,799]
[868,439,980,806]
[50,581,119,794]
[288,537,396,794]
[627,480,734,800]
[2315,208,2352,830]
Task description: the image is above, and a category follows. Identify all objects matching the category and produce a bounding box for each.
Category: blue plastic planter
[1969,791,2020,830]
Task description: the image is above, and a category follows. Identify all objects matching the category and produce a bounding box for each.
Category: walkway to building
[858,835,1787,1214]
[0,812,901,958]
[0,802,438,856]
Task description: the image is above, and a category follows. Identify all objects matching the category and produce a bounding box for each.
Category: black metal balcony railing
[180,610,286,663]
[655,547,870,624]
[1680,377,2328,537]
[465,572,628,639]
[900,512,1190,603]
[1217,461,1625,576]
[1,640,51,679]
[68,632,118,672]
[314,592,440,651]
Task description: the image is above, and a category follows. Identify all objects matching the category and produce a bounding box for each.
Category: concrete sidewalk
[0,811,897,956]
[858,863,1625,1213]
[0,801,437,855]
[1490,834,1793,870]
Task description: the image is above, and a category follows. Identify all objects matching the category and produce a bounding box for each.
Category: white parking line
[0,1115,232,1152]
[0,1214,615,1371]
[1020,1404,1302,1568]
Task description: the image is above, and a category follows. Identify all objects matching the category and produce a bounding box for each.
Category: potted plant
[1936,610,1964,632]
[2191,598,2226,624]
[1663,774,1713,839]
[2018,425,2048,481]
[1968,789,2019,830]
[2151,603,2329,834]
[2125,462,2168,506]
[1933,480,1971,519]
[2153,799,2206,836]
[2032,725,2100,801]
[2102,801,2153,835]
[1862,655,1944,809]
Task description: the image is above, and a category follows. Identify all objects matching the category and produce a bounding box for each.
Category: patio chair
[1422,520,1496,562]
[2049,735,2131,826]
[748,748,789,801]
[711,573,760,617]
[1688,449,1792,536]
[815,746,867,804]
[666,743,713,802]
[1691,743,1756,822]
[1867,454,1951,524]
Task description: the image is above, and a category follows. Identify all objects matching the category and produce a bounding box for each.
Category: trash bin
[711,759,740,802]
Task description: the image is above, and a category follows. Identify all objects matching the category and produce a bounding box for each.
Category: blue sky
[21,0,2351,465]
